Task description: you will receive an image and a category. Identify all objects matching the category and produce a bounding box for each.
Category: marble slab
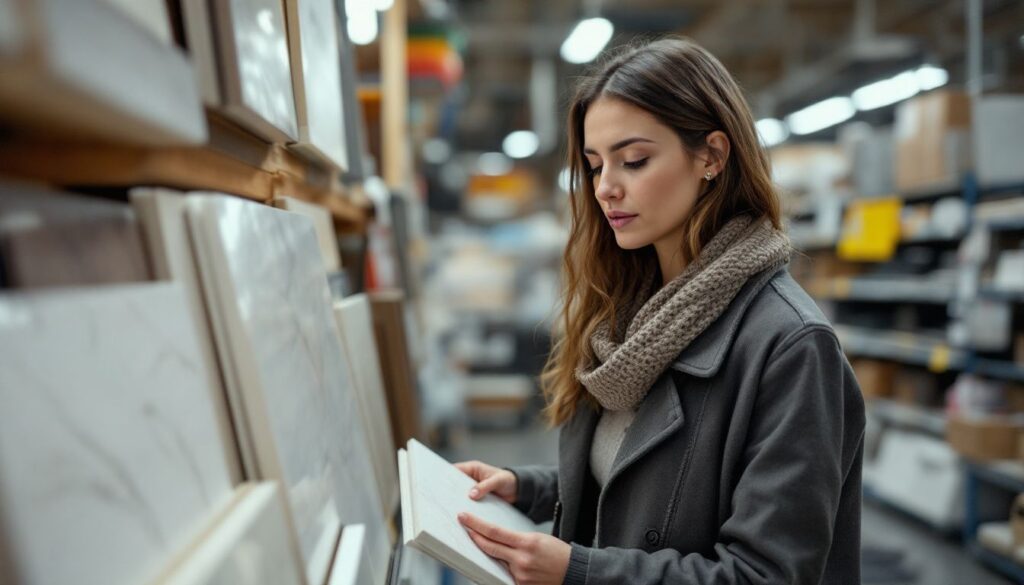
[0,0,24,54]
[0,283,235,585]
[284,0,347,169]
[0,0,206,145]
[131,188,245,484]
[179,0,221,106]
[186,194,391,585]
[327,524,374,585]
[156,483,305,585]
[272,196,342,272]
[211,0,298,141]
[99,0,173,45]
[0,182,151,288]
[334,294,399,520]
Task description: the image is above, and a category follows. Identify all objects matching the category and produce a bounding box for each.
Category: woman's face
[582,97,711,252]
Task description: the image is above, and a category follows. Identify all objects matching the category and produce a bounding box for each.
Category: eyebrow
[583,137,655,155]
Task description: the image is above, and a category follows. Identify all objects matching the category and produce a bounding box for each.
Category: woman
[455,37,865,585]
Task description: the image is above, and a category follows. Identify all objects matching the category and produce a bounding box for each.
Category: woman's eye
[624,157,649,170]
[588,165,603,178]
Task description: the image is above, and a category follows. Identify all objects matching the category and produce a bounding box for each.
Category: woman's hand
[458,512,571,585]
[454,460,518,503]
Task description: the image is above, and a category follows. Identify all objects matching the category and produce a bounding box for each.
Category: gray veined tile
[98,0,173,46]
[0,0,206,144]
[327,524,375,585]
[211,0,298,141]
[0,282,235,585]
[131,188,245,484]
[155,482,305,585]
[272,196,343,273]
[334,294,399,522]
[187,194,391,585]
[284,0,348,170]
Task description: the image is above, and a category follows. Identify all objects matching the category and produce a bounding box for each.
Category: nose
[594,172,623,202]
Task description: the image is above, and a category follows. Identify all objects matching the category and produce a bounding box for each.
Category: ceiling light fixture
[347,0,378,45]
[560,18,613,64]
[755,118,789,147]
[502,130,540,159]
[915,65,949,91]
[852,71,920,111]
[786,97,856,135]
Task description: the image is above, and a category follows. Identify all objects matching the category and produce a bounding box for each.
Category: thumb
[469,473,504,500]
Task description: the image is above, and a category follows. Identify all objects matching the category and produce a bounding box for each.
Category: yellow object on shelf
[838,198,902,262]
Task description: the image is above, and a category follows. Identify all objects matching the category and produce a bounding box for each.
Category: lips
[606,211,638,229]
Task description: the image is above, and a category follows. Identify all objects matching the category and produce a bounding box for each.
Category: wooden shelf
[0,114,372,231]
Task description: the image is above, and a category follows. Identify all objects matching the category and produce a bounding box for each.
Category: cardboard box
[893,367,942,407]
[947,415,1023,461]
[895,91,972,192]
[974,95,1024,186]
[809,251,865,279]
[852,359,897,399]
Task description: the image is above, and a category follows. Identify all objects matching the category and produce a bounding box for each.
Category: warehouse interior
[1,0,1024,583]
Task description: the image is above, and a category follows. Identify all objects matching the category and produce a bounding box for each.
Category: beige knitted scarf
[576,215,791,411]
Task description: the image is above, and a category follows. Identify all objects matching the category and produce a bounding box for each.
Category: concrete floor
[434,420,1013,585]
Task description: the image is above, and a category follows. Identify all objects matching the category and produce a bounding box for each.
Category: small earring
[704,171,714,181]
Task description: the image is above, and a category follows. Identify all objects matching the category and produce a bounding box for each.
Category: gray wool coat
[510,266,865,585]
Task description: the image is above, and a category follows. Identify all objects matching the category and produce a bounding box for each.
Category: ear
[703,131,731,176]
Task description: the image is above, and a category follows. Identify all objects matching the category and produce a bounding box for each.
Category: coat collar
[668,264,786,378]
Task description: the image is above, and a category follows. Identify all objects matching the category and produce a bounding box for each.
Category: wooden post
[381,0,408,191]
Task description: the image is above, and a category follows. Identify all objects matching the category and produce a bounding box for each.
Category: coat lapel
[603,372,684,491]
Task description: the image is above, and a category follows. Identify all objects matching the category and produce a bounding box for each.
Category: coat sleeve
[506,464,559,523]
[563,327,865,585]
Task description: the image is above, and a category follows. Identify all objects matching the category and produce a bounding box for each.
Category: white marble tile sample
[131,188,245,484]
[187,195,391,585]
[157,483,305,585]
[99,0,173,45]
[272,196,342,272]
[0,283,234,585]
[334,294,399,520]
[0,0,24,53]
[179,0,221,106]
[327,524,374,585]
[0,0,206,145]
[284,0,348,169]
[212,0,298,141]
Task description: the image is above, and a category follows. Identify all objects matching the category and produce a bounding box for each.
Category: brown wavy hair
[541,37,783,426]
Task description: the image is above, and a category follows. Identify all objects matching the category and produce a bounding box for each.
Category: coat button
[645,528,660,546]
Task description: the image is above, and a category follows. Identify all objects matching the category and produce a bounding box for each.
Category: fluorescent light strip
[852,71,920,111]
[756,118,789,147]
[786,97,856,136]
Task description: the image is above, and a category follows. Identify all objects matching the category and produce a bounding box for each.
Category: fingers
[458,513,522,547]
[470,473,504,500]
[454,460,481,478]
[465,527,517,563]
